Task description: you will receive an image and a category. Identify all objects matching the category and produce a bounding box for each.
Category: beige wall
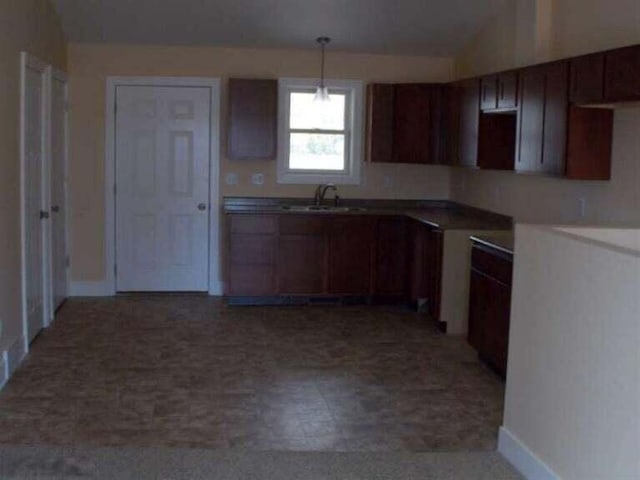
[503,225,640,478]
[0,1,66,342]
[67,43,453,281]
[452,0,640,225]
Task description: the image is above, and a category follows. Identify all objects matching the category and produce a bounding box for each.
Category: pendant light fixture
[314,36,331,103]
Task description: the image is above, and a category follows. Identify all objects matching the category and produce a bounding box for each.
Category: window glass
[289,133,345,171]
[289,92,346,130]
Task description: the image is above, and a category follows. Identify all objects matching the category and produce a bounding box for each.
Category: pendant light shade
[314,37,331,103]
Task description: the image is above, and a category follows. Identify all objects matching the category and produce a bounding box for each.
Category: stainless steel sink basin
[280,205,367,213]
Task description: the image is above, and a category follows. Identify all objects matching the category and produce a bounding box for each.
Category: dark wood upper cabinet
[541,62,569,176]
[517,61,612,179]
[439,84,461,166]
[516,62,568,175]
[481,72,518,111]
[516,66,546,173]
[566,106,613,180]
[366,84,395,163]
[227,79,277,160]
[570,53,605,104]
[497,72,519,109]
[366,83,442,165]
[456,78,481,168]
[604,45,640,102]
[393,84,438,164]
[480,75,499,110]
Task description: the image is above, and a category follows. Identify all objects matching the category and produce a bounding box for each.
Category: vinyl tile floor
[0,296,505,452]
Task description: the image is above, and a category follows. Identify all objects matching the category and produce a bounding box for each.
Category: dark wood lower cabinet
[227,215,277,295]
[327,216,375,295]
[374,217,409,297]
[410,221,443,322]
[468,242,513,376]
[227,213,414,299]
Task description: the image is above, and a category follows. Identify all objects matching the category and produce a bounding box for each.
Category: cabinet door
[604,45,640,102]
[227,79,277,160]
[374,217,408,296]
[570,53,605,104]
[484,277,511,376]
[227,215,277,295]
[497,72,518,109]
[541,62,569,175]
[393,84,435,164]
[480,75,498,110]
[366,84,395,163]
[277,216,326,294]
[457,79,480,167]
[516,67,545,172]
[467,269,488,351]
[409,222,443,320]
[327,216,374,294]
[439,84,460,166]
[424,228,443,321]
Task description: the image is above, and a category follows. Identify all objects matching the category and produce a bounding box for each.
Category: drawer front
[279,215,326,235]
[229,234,276,265]
[471,245,513,285]
[229,214,277,234]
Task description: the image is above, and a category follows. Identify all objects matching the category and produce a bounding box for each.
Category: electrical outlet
[251,173,264,186]
[578,197,587,218]
[225,172,239,186]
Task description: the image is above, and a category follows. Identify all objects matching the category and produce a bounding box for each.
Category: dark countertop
[223,197,513,231]
[470,232,515,255]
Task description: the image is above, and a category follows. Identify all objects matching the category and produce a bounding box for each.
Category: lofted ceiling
[51,0,507,56]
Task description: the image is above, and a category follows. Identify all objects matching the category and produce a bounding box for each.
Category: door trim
[105,77,222,295]
[20,52,50,350]
[47,67,70,311]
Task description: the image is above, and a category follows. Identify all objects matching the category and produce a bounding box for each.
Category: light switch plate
[225,172,239,185]
[251,173,264,185]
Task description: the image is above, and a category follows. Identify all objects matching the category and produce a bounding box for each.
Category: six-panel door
[115,86,211,291]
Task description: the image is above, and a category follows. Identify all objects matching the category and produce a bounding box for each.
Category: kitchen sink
[280,205,367,213]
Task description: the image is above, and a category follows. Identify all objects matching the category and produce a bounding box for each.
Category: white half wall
[502,224,640,479]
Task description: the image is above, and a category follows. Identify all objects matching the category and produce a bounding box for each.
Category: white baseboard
[69,281,114,297]
[6,335,27,378]
[498,427,560,480]
[0,351,7,390]
[209,280,225,296]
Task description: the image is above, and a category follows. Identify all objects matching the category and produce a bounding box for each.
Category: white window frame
[277,78,364,185]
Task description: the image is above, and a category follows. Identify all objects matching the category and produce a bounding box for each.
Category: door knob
[198,203,208,211]
[40,210,50,220]
[51,206,60,213]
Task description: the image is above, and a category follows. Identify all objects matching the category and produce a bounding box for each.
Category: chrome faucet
[314,184,338,206]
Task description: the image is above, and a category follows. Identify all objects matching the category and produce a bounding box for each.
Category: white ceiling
[51,0,507,56]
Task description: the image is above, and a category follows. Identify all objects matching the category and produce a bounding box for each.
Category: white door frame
[47,66,70,312]
[105,77,222,295]
[20,52,50,349]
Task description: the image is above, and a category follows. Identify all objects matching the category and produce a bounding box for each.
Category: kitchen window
[277,78,363,185]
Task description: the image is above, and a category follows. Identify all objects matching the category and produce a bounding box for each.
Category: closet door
[21,53,49,342]
[50,69,69,310]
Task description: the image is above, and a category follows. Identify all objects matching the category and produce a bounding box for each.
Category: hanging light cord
[317,37,330,90]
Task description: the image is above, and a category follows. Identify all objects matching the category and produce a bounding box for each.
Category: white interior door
[21,53,49,343]
[115,86,211,291]
[50,70,69,310]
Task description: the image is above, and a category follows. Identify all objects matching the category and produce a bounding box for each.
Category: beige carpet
[0,446,522,479]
